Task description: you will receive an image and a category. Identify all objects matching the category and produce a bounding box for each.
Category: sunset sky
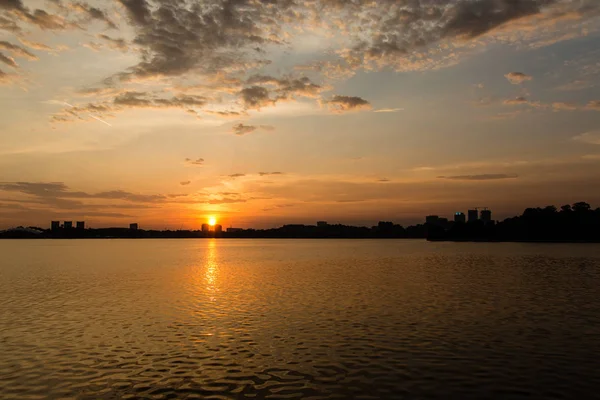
[1,0,600,229]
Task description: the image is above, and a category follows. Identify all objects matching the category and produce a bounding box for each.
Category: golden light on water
[208,217,217,226]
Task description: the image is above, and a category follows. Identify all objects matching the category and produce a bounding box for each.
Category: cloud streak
[438,174,519,181]
[505,72,533,84]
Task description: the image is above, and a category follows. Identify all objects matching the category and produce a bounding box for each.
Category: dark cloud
[378,178,390,182]
[239,86,275,110]
[341,0,564,70]
[70,2,117,29]
[0,52,17,68]
[437,174,519,181]
[205,110,248,118]
[505,72,533,84]
[258,172,283,176]
[0,15,20,32]
[443,1,548,39]
[117,0,151,27]
[112,0,288,82]
[0,182,168,203]
[0,41,37,60]
[227,173,245,179]
[503,96,529,105]
[325,95,372,113]
[185,157,204,166]
[97,34,128,52]
[246,75,325,99]
[232,123,256,136]
[180,180,191,186]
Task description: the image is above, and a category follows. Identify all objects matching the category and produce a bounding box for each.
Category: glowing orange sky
[1,0,600,229]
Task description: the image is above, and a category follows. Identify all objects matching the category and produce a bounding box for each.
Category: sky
[1,0,600,229]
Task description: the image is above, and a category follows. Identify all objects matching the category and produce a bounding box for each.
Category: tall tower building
[454,212,466,223]
[467,209,478,223]
[480,209,492,224]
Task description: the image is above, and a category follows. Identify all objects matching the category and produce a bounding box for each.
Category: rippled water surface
[1,239,600,399]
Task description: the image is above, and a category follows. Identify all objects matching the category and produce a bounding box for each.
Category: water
[1,239,599,399]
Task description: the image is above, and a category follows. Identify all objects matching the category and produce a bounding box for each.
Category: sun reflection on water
[205,239,219,302]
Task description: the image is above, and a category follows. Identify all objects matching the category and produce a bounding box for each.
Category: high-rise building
[76,221,85,230]
[63,221,73,229]
[426,215,440,225]
[480,209,492,224]
[214,224,222,233]
[468,209,478,222]
[130,223,138,230]
[454,212,466,223]
[51,221,60,231]
[201,223,210,232]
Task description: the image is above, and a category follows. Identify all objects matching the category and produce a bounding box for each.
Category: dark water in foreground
[1,239,599,399]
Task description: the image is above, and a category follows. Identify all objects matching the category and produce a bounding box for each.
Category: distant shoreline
[1,237,599,243]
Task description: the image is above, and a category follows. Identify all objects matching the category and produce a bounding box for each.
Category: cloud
[207,197,246,204]
[0,15,21,32]
[18,38,52,51]
[374,108,404,113]
[573,131,600,145]
[246,75,326,99]
[325,95,372,113]
[586,100,600,111]
[232,123,257,136]
[378,178,391,182]
[239,86,275,110]
[258,172,283,176]
[180,181,191,186]
[69,2,117,29]
[97,35,128,52]
[552,102,578,111]
[503,96,530,105]
[227,173,245,179]
[0,182,169,203]
[3,1,77,31]
[505,72,533,84]
[184,158,204,166]
[0,53,17,68]
[204,110,248,118]
[0,41,37,60]
[437,174,519,181]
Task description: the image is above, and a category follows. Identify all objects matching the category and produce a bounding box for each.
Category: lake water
[1,239,599,399]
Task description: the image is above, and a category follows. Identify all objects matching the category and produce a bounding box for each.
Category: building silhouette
[51,221,60,231]
[454,212,466,223]
[480,209,492,224]
[227,227,243,233]
[76,221,85,230]
[426,215,440,225]
[63,221,73,229]
[468,209,478,222]
[214,224,222,233]
[201,223,210,233]
[317,221,328,227]
[130,223,138,230]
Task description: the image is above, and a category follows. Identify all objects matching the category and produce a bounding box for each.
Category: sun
[208,217,217,226]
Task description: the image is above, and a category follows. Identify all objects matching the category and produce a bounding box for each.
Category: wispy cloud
[438,174,519,181]
[573,131,600,145]
[185,158,204,166]
[505,72,533,85]
[374,108,404,113]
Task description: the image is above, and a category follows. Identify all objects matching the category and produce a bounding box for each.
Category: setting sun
[208,217,217,226]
